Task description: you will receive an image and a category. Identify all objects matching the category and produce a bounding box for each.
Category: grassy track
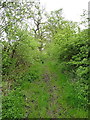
[21,64,71,118]
[2,62,88,118]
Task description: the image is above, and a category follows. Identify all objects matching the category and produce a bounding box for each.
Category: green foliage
[1,0,89,118]
[48,25,89,110]
[21,63,43,82]
[2,88,25,118]
[2,27,40,78]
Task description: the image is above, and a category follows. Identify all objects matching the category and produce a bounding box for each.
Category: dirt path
[41,67,64,118]
[23,65,68,118]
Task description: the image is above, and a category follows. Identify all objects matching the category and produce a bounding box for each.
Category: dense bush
[48,27,89,109]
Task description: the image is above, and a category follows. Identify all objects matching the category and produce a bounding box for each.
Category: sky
[40,0,89,22]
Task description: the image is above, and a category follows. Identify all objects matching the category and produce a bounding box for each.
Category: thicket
[47,28,89,109]
[0,0,89,118]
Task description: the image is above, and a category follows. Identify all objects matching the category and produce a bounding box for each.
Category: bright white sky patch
[40,0,89,22]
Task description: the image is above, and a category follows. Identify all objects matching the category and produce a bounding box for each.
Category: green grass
[21,79,49,118]
[2,61,88,118]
